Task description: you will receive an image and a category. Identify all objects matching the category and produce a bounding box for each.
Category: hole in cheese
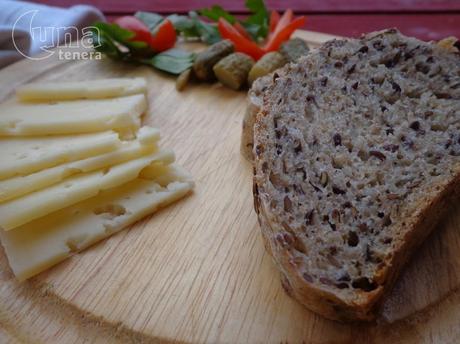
[16,153,28,160]
[66,234,88,252]
[93,204,126,220]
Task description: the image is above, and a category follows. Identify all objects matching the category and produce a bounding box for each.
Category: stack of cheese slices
[0,77,194,281]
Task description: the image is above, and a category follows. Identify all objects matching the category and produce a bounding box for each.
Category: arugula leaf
[149,48,195,74]
[91,28,123,58]
[245,0,268,14]
[157,48,196,60]
[136,12,200,39]
[92,22,148,50]
[189,11,221,44]
[167,14,198,37]
[240,22,261,40]
[135,11,163,31]
[243,0,269,39]
[199,5,236,23]
[167,14,192,29]
[93,22,134,43]
[197,0,269,41]
[140,12,218,43]
[91,21,195,75]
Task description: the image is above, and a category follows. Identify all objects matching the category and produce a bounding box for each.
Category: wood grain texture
[0,30,459,344]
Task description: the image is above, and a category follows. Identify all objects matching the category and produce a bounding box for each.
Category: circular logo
[12,10,55,60]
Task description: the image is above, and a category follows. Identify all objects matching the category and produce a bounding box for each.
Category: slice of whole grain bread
[253,29,460,321]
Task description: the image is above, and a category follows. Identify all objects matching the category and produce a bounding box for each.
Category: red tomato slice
[272,9,293,36]
[233,22,251,40]
[114,16,154,46]
[264,16,306,52]
[150,19,177,52]
[218,18,265,60]
[269,11,280,33]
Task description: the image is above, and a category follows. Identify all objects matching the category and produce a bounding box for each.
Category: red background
[34,0,460,41]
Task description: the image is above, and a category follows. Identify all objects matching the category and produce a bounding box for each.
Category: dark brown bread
[253,29,460,321]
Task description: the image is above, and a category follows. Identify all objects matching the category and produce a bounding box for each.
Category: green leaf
[151,55,193,74]
[135,11,164,31]
[158,48,196,60]
[243,0,269,39]
[245,12,268,39]
[135,12,200,40]
[149,48,195,74]
[126,40,149,50]
[167,14,199,38]
[134,11,222,44]
[93,22,135,43]
[245,0,268,13]
[91,21,196,76]
[91,28,122,58]
[167,14,193,30]
[92,21,149,51]
[199,5,236,23]
[240,22,261,41]
[189,11,221,44]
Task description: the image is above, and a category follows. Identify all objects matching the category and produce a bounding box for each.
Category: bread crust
[252,29,460,321]
[241,75,273,161]
[255,164,460,320]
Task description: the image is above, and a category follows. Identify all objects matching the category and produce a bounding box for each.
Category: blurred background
[0,0,458,68]
[30,0,460,41]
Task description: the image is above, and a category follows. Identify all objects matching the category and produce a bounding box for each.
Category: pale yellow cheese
[0,151,175,230]
[0,94,146,136]
[141,162,195,185]
[16,78,147,102]
[0,131,122,179]
[0,127,163,202]
[0,164,194,281]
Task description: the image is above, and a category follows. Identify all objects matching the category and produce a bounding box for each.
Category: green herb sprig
[91,1,271,75]
[91,22,194,75]
[199,0,269,41]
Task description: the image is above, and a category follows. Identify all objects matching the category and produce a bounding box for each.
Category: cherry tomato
[150,19,177,52]
[114,16,154,46]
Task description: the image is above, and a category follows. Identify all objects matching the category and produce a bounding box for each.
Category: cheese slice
[0,164,194,281]
[141,162,195,185]
[0,150,175,230]
[0,130,123,180]
[16,78,147,102]
[0,94,146,136]
[0,127,162,202]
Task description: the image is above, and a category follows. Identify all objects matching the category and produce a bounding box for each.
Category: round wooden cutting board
[0,31,459,344]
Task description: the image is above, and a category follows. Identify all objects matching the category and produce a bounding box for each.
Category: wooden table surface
[35,0,460,41]
[1,30,460,344]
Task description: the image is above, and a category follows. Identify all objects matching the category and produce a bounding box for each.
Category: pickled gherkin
[213,53,255,90]
[175,68,192,91]
[247,52,286,85]
[279,38,310,63]
[193,40,234,81]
